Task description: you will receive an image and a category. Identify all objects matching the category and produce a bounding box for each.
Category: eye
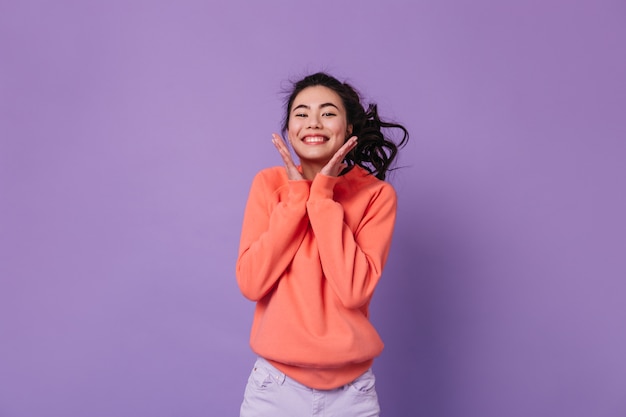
[322,112,336,117]
[294,113,307,118]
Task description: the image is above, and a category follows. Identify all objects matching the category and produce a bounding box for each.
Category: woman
[236,72,409,416]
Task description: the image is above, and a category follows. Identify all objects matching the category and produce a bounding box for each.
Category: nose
[308,114,322,128]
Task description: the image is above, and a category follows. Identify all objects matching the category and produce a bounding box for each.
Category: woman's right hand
[272,133,304,181]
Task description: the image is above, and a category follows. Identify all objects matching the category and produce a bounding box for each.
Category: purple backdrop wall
[1,1,625,416]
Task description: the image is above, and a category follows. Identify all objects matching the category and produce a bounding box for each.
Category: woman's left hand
[320,136,358,177]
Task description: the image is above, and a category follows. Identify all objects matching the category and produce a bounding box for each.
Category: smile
[302,135,329,144]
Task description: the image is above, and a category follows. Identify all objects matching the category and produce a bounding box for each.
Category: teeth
[303,136,327,143]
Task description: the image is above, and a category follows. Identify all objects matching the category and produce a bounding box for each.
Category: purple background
[1,1,625,416]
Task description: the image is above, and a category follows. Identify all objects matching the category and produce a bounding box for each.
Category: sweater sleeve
[236,171,311,301]
[306,173,397,309]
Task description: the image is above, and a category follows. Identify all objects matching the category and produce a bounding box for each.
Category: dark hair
[282,72,409,181]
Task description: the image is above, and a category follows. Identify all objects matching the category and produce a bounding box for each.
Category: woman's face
[287,86,352,168]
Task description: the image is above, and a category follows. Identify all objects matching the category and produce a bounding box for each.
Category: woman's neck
[299,163,323,180]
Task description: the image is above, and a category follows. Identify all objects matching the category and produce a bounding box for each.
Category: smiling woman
[279,72,409,182]
[235,72,409,417]
[284,86,353,179]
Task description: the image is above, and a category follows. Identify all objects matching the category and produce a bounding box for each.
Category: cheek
[286,120,296,139]
[330,119,348,135]
[287,126,299,144]
[288,117,303,131]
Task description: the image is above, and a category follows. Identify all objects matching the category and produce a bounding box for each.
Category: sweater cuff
[287,180,311,203]
[309,174,339,200]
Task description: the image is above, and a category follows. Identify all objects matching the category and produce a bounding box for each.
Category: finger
[272,134,293,163]
[272,134,302,180]
[333,137,357,161]
[329,136,358,165]
[271,133,287,153]
[342,136,358,153]
[271,133,287,148]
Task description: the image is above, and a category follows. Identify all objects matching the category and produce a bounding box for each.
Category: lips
[302,135,329,144]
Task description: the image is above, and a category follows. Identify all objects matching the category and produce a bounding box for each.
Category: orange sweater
[236,165,397,389]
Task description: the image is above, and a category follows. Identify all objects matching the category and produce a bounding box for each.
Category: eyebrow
[292,102,340,112]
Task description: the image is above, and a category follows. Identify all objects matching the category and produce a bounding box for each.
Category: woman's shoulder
[254,166,285,178]
[345,166,396,194]
[250,166,289,188]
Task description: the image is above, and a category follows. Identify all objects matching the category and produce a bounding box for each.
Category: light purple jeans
[240,357,380,417]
